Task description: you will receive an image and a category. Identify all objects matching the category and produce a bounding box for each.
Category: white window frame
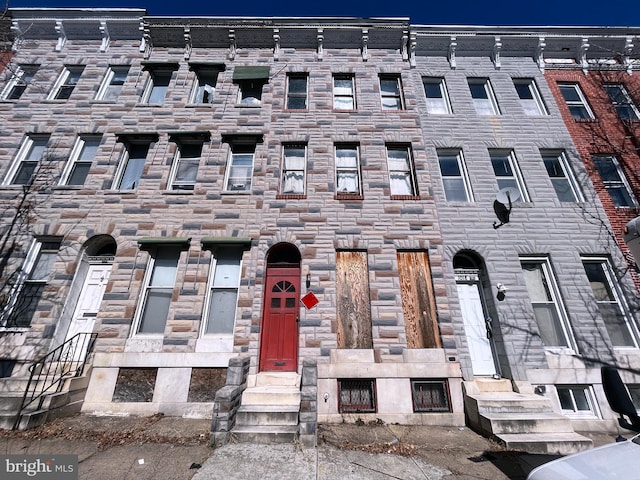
[335,144,362,195]
[168,141,202,191]
[468,78,500,115]
[490,150,530,202]
[1,238,60,329]
[201,248,242,336]
[556,385,600,418]
[223,145,255,193]
[112,142,151,191]
[333,74,356,110]
[3,135,49,186]
[604,84,640,120]
[582,257,638,348]
[514,78,548,115]
[1,65,38,100]
[628,385,640,413]
[558,83,595,120]
[423,77,452,114]
[541,150,584,203]
[520,257,576,351]
[189,67,221,104]
[286,73,308,110]
[280,144,307,195]
[95,65,129,101]
[132,248,181,336]
[47,65,84,100]
[592,154,638,208]
[379,74,404,110]
[59,135,101,186]
[386,145,418,197]
[437,149,474,202]
[141,68,174,104]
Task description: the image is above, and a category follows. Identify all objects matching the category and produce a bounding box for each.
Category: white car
[527,434,640,479]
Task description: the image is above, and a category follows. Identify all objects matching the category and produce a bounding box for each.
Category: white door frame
[455,269,498,377]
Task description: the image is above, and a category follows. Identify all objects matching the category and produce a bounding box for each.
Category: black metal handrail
[12,332,98,430]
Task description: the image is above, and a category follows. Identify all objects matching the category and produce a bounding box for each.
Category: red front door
[259,267,300,371]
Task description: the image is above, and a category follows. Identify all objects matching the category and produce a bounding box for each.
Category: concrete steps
[232,372,301,444]
[464,379,593,455]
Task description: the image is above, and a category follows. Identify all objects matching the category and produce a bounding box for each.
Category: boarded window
[397,251,441,348]
[112,368,157,402]
[411,380,450,412]
[336,250,372,349]
[338,379,376,413]
[188,368,227,402]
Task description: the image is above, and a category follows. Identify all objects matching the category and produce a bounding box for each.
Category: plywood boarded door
[336,251,372,349]
[397,251,441,348]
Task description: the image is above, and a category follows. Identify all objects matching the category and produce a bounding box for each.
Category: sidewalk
[0,414,618,480]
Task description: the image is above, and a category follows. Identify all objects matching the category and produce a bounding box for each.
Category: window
[224,144,255,192]
[333,74,355,110]
[48,65,84,100]
[168,140,204,191]
[113,136,156,190]
[557,386,598,417]
[141,65,177,104]
[379,74,404,110]
[592,155,637,207]
[3,135,49,186]
[338,379,376,413]
[558,83,594,119]
[280,144,307,196]
[490,150,529,202]
[2,239,61,328]
[411,380,450,412]
[514,79,547,115]
[286,73,308,110]
[386,145,417,197]
[189,64,223,104]
[542,151,583,202]
[136,248,181,334]
[468,78,500,115]
[203,248,242,334]
[2,65,38,100]
[521,258,573,349]
[60,135,101,186]
[583,258,637,347]
[335,144,361,195]
[438,149,473,202]
[423,77,452,114]
[629,385,640,412]
[233,66,270,106]
[604,84,640,120]
[95,65,129,101]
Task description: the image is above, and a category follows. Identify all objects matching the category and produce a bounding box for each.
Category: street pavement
[0,414,619,480]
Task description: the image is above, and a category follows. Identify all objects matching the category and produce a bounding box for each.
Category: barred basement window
[338,379,376,413]
[411,380,451,412]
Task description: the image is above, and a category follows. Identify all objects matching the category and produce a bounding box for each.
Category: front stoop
[464,379,593,455]
[232,372,301,444]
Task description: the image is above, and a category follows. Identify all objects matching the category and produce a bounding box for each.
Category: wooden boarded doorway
[336,250,372,349]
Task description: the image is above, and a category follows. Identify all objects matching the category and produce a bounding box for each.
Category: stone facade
[0,9,639,434]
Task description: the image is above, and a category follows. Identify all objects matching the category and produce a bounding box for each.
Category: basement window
[188,368,227,402]
[338,379,376,413]
[112,368,157,402]
[411,380,451,412]
[557,385,598,418]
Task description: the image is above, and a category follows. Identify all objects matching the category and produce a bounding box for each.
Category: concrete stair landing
[232,372,301,444]
[464,379,593,454]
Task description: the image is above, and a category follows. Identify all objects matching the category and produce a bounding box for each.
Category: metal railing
[12,332,98,430]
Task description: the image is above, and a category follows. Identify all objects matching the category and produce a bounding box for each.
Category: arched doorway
[453,251,499,377]
[61,235,117,357]
[259,243,301,372]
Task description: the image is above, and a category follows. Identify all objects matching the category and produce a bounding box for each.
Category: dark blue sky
[6,0,640,27]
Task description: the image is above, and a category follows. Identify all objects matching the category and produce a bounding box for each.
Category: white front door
[65,264,111,360]
[457,282,496,376]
